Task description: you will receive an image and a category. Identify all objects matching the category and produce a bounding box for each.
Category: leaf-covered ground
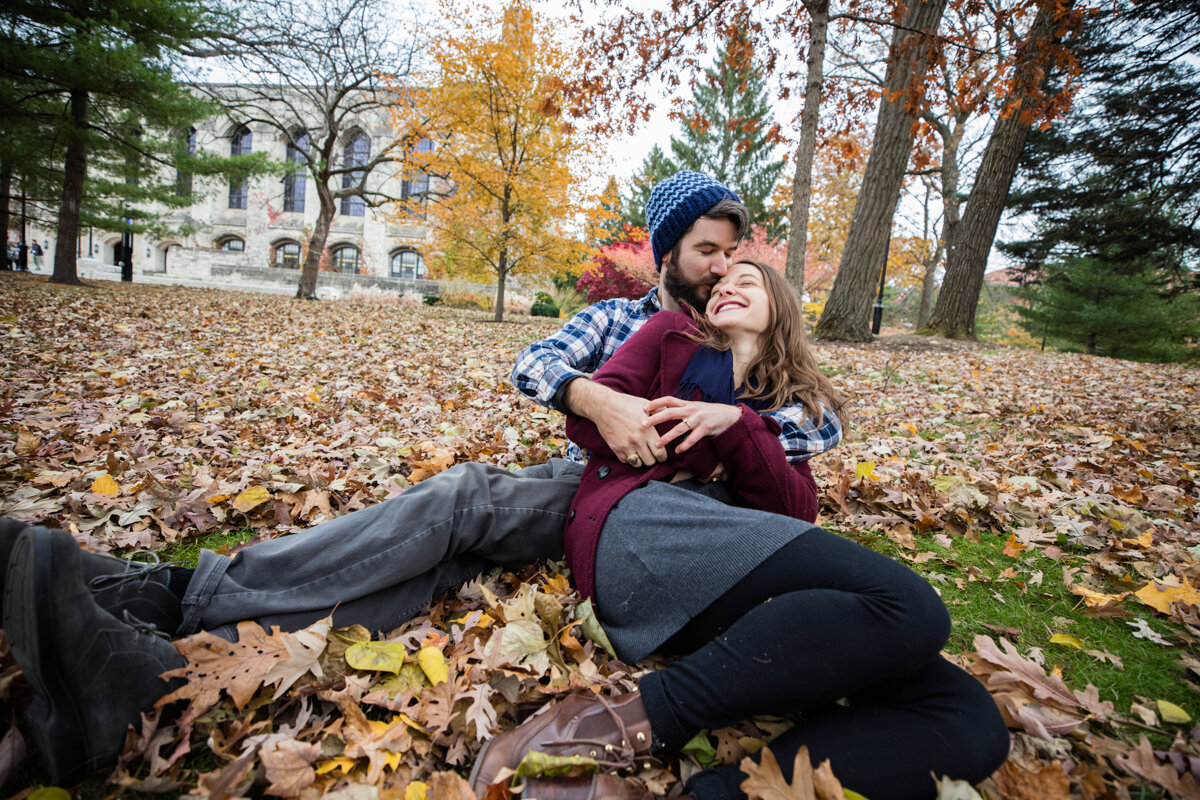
[0,274,1198,799]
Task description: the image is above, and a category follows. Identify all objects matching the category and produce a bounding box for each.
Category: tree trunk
[51,89,89,286]
[298,184,336,299]
[925,2,1059,338]
[493,257,507,322]
[916,182,943,329]
[0,165,11,267]
[784,0,830,295]
[812,0,949,341]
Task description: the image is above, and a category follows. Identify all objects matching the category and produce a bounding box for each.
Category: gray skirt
[592,478,816,663]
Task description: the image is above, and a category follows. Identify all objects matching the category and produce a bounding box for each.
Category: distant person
[30,239,43,269]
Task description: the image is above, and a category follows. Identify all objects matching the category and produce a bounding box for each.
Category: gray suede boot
[0,518,182,635]
[4,527,186,784]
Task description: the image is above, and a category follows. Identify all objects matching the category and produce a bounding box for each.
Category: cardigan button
[597,466,611,478]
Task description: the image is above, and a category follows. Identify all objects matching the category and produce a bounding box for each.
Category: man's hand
[642,396,741,453]
[564,379,668,466]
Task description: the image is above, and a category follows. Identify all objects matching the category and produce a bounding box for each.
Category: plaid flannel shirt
[511,288,844,463]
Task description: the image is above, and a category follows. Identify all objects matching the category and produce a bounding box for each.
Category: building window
[284,131,308,213]
[340,133,369,217]
[229,126,252,209]
[400,137,432,218]
[332,245,360,274]
[390,249,426,279]
[274,241,301,269]
[175,127,196,197]
[218,236,245,252]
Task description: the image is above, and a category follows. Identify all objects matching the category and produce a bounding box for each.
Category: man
[1,172,843,783]
[30,239,43,269]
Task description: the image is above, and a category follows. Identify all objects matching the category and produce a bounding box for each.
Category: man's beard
[662,258,715,311]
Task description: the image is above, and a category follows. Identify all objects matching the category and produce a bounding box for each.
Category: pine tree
[0,0,271,284]
[1001,0,1199,361]
[1018,254,1200,361]
[666,28,787,239]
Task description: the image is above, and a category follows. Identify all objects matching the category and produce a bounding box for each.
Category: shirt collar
[641,286,665,315]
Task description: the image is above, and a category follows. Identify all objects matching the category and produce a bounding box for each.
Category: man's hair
[660,198,750,272]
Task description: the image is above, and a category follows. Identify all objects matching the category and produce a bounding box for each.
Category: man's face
[659,217,740,311]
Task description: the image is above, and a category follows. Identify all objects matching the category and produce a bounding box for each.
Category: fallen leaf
[417,646,448,685]
[1156,699,1192,724]
[346,641,409,674]
[1048,633,1083,650]
[232,485,272,513]
[91,473,120,496]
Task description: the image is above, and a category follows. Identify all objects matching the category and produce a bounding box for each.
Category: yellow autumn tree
[388,2,604,321]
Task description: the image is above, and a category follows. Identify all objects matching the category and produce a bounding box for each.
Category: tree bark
[51,89,89,286]
[0,165,11,266]
[297,182,336,299]
[812,0,949,341]
[925,2,1059,338]
[784,0,830,296]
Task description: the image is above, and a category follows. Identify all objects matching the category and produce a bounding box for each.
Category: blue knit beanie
[646,171,741,267]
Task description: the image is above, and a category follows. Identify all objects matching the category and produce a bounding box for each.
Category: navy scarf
[676,345,770,412]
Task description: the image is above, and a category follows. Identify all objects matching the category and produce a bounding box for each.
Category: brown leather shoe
[522,774,655,800]
[469,692,656,795]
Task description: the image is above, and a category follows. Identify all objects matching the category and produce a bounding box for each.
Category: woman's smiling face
[706,261,771,337]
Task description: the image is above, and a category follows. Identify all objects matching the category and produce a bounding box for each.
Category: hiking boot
[4,526,186,784]
[0,517,182,635]
[470,692,657,795]
[522,774,664,800]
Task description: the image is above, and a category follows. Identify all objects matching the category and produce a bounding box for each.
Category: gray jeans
[178,459,583,639]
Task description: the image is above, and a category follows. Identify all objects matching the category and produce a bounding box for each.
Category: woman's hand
[641,397,742,453]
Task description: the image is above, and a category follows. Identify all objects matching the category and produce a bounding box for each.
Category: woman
[470,261,1009,800]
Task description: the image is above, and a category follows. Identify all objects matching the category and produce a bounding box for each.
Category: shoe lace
[540,695,658,772]
[87,552,176,594]
[122,609,174,641]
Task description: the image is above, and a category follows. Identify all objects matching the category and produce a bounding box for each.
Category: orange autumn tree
[388,2,603,322]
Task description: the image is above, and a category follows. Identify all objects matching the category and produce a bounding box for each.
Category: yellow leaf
[1122,531,1153,548]
[1069,584,1128,608]
[306,390,320,402]
[1001,534,1027,557]
[205,493,230,504]
[1049,633,1084,649]
[315,756,357,775]
[345,641,408,674]
[855,461,875,480]
[1157,699,1192,724]
[29,789,72,800]
[91,474,119,496]
[417,646,448,685]
[382,749,403,771]
[405,780,429,800]
[1134,579,1200,615]
[232,486,271,513]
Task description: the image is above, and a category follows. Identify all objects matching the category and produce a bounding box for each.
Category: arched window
[332,245,361,274]
[217,236,245,252]
[284,131,308,213]
[175,127,196,197]
[273,240,301,269]
[390,249,426,279]
[229,126,252,209]
[340,132,369,217]
[400,137,432,219]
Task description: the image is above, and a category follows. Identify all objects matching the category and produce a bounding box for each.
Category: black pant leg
[642,528,951,748]
[684,657,1010,800]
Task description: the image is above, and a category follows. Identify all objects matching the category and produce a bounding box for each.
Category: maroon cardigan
[563,310,819,599]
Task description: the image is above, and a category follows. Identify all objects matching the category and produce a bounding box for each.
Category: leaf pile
[0,277,1198,797]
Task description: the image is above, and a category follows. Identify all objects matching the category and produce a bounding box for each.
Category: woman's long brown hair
[690,259,848,430]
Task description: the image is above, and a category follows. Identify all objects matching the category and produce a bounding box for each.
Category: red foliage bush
[577,257,654,303]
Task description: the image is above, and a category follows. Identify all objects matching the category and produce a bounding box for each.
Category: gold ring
[627,453,642,466]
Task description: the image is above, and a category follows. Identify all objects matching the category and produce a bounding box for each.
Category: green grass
[158,527,259,567]
[834,524,1197,747]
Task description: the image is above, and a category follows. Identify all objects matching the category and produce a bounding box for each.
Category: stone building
[25,84,463,296]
